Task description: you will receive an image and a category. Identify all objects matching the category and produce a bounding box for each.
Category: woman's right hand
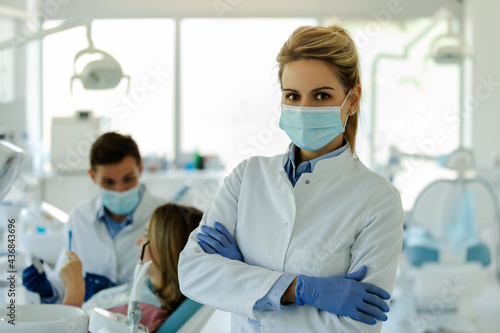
[59,251,85,306]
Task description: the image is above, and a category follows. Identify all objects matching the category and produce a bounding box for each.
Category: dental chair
[157,298,214,333]
[403,149,500,332]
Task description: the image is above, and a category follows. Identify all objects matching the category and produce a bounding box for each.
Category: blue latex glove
[196,222,243,261]
[295,266,390,325]
[84,272,117,301]
[22,260,54,298]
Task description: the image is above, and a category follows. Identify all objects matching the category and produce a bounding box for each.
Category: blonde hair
[276,24,361,153]
[148,203,202,312]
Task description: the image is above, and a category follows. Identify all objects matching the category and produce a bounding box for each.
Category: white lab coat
[50,186,165,303]
[178,146,404,333]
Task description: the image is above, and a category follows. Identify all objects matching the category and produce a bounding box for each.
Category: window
[342,18,462,210]
[42,16,463,211]
[42,19,175,166]
[180,18,316,170]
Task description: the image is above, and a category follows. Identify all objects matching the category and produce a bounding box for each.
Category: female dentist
[178,24,404,333]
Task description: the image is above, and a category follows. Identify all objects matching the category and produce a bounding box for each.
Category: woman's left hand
[59,251,85,306]
[197,222,243,261]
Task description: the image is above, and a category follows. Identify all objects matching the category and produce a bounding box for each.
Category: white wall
[465,0,500,168]
[0,19,27,149]
[0,15,42,173]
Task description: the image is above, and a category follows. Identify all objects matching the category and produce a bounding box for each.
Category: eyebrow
[102,171,136,181]
[282,87,335,93]
[123,172,137,178]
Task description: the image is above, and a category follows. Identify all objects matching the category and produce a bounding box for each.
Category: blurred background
[1,0,500,332]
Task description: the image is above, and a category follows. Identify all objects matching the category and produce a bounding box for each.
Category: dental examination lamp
[88,241,152,333]
[369,8,468,167]
[70,23,130,93]
[0,19,130,93]
[0,141,23,201]
[430,16,467,64]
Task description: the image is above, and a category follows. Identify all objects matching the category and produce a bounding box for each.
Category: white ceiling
[1,0,462,20]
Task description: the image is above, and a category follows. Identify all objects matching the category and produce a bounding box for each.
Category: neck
[299,134,344,163]
[148,273,167,306]
[149,275,161,291]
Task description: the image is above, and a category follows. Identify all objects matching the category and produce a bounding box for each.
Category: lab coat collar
[281,141,354,178]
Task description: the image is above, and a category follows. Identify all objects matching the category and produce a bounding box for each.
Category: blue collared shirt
[250,141,349,326]
[97,184,145,239]
[284,141,349,187]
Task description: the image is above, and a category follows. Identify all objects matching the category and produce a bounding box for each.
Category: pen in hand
[68,230,72,260]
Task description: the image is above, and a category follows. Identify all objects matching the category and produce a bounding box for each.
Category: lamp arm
[0,18,92,51]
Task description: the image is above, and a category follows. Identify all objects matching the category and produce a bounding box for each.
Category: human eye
[124,173,138,183]
[102,178,114,186]
[315,92,331,101]
[285,93,300,101]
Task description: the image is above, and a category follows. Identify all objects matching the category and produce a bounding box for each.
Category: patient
[59,203,202,332]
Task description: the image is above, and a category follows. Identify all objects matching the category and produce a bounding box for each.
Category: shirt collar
[285,139,349,173]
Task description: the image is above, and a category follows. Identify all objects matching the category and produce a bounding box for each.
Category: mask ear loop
[343,114,350,128]
[341,89,353,128]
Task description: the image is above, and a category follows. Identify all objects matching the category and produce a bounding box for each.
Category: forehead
[282,59,342,90]
[95,155,139,178]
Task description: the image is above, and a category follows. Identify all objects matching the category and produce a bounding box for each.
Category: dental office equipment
[0,140,23,201]
[370,8,467,167]
[128,240,150,321]
[31,252,45,274]
[51,111,110,172]
[22,255,53,300]
[0,304,89,332]
[70,22,130,93]
[19,203,66,267]
[88,262,151,333]
[88,240,152,333]
[0,19,130,93]
[392,148,500,332]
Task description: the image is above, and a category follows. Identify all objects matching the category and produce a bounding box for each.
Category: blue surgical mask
[279,90,352,151]
[100,184,141,215]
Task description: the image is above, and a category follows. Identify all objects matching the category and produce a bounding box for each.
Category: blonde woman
[59,203,202,332]
[179,24,404,333]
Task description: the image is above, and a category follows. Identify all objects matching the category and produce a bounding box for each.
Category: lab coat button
[305,180,310,184]
[284,223,288,227]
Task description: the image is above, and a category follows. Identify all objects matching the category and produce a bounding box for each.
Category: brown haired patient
[59,203,202,333]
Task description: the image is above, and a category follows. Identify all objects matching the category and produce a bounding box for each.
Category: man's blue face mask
[279,89,352,151]
[100,184,140,215]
